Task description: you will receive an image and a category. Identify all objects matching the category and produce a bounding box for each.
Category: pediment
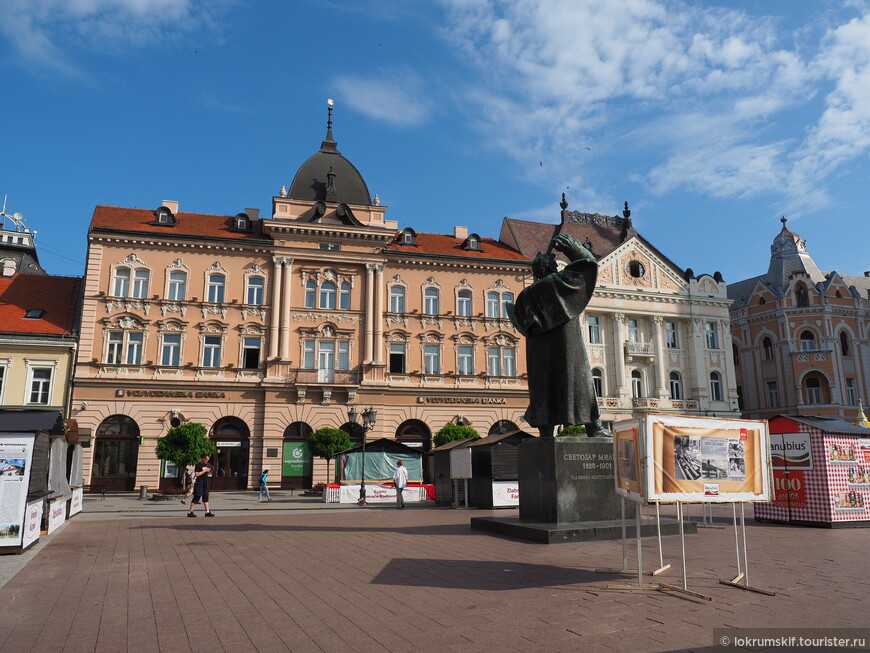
[596,239,686,292]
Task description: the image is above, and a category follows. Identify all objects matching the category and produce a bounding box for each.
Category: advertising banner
[46,497,67,534]
[770,433,813,470]
[613,419,644,503]
[644,414,771,503]
[0,434,35,550]
[335,484,427,503]
[21,499,42,551]
[492,481,519,507]
[282,441,313,478]
[69,487,84,517]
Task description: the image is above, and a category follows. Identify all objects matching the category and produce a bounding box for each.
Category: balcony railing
[791,349,830,363]
[291,369,361,385]
[624,341,654,356]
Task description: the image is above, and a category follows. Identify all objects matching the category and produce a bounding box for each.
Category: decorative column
[373,265,384,365]
[280,257,294,362]
[691,318,708,405]
[652,316,668,398]
[364,264,376,363]
[268,257,284,361]
[613,313,627,397]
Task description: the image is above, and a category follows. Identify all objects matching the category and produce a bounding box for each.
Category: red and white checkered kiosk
[755,415,870,527]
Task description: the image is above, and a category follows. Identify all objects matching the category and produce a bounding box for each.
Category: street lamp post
[347,406,377,507]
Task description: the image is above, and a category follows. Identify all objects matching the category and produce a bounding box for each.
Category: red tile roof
[90,206,267,240]
[386,232,527,261]
[0,275,81,336]
[500,217,623,261]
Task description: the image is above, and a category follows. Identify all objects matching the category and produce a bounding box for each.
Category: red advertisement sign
[771,470,806,510]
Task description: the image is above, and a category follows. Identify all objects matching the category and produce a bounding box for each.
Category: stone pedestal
[518,436,621,523]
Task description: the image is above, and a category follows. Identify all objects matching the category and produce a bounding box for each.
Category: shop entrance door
[91,415,140,492]
[209,416,250,490]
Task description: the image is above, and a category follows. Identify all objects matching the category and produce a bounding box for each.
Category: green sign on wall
[283,441,313,477]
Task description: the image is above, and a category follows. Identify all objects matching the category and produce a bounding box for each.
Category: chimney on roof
[245,208,260,220]
[454,226,468,240]
[162,200,179,214]
[865,271,870,278]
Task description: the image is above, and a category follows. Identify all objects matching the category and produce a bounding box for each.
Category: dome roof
[287,110,372,207]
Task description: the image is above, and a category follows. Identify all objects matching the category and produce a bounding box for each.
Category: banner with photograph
[645,414,771,503]
[613,419,644,503]
[0,434,35,550]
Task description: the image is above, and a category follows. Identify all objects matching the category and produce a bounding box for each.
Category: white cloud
[1,0,231,76]
[438,0,870,212]
[333,69,432,127]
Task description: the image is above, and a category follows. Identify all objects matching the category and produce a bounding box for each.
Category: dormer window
[232,213,252,232]
[152,206,177,226]
[461,233,483,251]
[399,228,417,246]
[24,309,45,319]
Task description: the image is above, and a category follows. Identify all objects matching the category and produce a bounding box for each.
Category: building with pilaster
[728,218,870,419]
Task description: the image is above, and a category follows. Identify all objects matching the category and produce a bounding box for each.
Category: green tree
[154,423,215,484]
[306,427,351,483]
[434,423,480,448]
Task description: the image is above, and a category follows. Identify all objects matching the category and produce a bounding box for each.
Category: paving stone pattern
[0,505,866,652]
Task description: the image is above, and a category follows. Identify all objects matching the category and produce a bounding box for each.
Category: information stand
[0,434,36,555]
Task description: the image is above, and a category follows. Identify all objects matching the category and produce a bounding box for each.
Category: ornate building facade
[728,218,870,419]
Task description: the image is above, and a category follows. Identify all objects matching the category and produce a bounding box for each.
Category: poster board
[69,487,83,517]
[491,481,519,507]
[613,419,644,503]
[0,433,35,551]
[21,499,42,551]
[645,414,771,503]
[46,497,67,535]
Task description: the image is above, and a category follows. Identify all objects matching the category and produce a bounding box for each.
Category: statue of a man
[507,234,609,438]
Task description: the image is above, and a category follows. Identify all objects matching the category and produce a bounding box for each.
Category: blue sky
[2,0,869,283]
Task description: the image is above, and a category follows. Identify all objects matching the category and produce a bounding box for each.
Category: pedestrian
[180,465,195,504]
[258,468,272,502]
[393,459,408,509]
[187,454,215,517]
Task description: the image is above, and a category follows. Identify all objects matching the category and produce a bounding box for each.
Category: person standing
[258,468,272,502]
[393,460,408,509]
[187,454,215,517]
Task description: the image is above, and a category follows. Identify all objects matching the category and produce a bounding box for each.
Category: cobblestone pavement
[0,500,867,652]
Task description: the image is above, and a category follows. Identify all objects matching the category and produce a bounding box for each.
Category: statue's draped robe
[508,257,600,428]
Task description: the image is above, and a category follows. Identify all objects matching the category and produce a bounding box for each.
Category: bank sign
[282,441,312,477]
[769,433,813,470]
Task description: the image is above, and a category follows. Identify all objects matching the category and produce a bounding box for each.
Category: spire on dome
[321,99,339,153]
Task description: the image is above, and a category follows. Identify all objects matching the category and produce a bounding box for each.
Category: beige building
[72,112,530,491]
[728,218,870,419]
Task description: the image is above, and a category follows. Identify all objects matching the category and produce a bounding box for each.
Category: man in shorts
[187,454,215,517]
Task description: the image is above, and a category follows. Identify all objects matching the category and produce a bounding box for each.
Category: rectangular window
[846,378,857,405]
[502,348,516,377]
[627,319,640,343]
[710,374,723,402]
[424,290,439,315]
[389,343,405,374]
[161,334,181,366]
[766,381,778,408]
[168,272,187,301]
[29,368,52,404]
[458,345,474,375]
[588,316,601,344]
[486,292,499,318]
[0,366,5,400]
[202,335,222,368]
[665,321,678,348]
[705,322,719,349]
[125,332,143,365]
[390,287,405,313]
[337,341,349,370]
[318,243,340,251]
[207,275,225,303]
[423,344,440,375]
[112,268,130,297]
[501,293,514,319]
[302,341,315,369]
[246,278,264,305]
[242,337,261,369]
[487,347,500,376]
[669,375,682,400]
[457,292,472,317]
[107,331,123,364]
[807,385,822,405]
[131,269,150,299]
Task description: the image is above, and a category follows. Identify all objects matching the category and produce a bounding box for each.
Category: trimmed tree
[154,422,215,487]
[434,423,480,448]
[306,427,351,484]
[559,425,587,436]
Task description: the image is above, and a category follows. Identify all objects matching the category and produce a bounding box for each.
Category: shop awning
[0,410,65,435]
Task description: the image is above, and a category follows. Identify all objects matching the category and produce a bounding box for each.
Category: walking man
[258,468,272,502]
[393,460,408,509]
[188,454,215,517]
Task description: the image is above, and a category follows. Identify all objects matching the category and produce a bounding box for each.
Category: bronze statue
[507,233,610,438]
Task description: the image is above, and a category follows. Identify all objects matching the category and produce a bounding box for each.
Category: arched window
[631,370,643,398]
[800,330,815,352]
[209,417,250,490]
[246,276,264,305]
[390,286,405,313]
[796,284,809,307]
[840,331,851,356]
[112,267,130,297]
[762,337,774,361]
[319,282,336,309]
[92,415,140,492]
[669,372,682,400]
[131,269,150,299]
[424,288,439,315]
[305,280,316,308]
[339,282,351,310]
[591,368,603,397]
[207,273,225,303]
[488,420,518,436]
[457,289,472,317]
[396,419,432,450]
[168,271,187,301]
[709,371,723,402]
